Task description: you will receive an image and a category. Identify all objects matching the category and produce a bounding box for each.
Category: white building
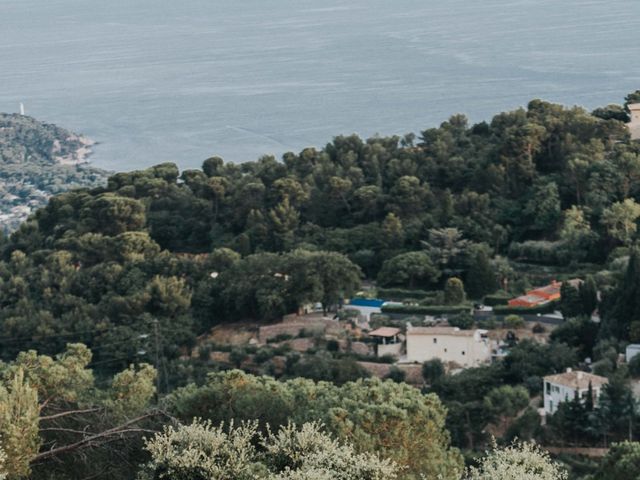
[628,103,640,140]
[626,344,640,363]
[405,325,492,368]
[543,369,608,415]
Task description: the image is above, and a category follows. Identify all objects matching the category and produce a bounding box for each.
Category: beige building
[628,103,640,140]
[368,327,403,358]
[543,369,608,415]
[405,325,492,367]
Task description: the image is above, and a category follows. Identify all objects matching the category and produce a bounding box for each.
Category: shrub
[253,347,275,364]
[467,440,568,480]
[229,347,248,367]
[381,304,470,315]
[476,317,498,330]
[493,300,559,315]
[483,293,511,306]
[444,277,466,305]
[377,288,431,300]
[138,420,400,480]
[267,333,294,344]
[422,359,445,384]
[326,339,340,352]
[386,367,406,383]
[508,240,568,265]
[338,309,359,320]
[532,323,546,334]
[379,354,398,364]
[504,315,525,329]
[628,355,640,378]
[449,312,474,330]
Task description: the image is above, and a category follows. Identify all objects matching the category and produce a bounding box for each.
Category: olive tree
[467,441,567,480]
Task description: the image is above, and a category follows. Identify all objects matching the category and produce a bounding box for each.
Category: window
[462,351,465,355]
[433,338,437,344]
[546,382,550,394]
[444,348,447,353]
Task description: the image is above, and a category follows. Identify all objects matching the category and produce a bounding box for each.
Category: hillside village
[197,276,626,429]
[0,113,109,231]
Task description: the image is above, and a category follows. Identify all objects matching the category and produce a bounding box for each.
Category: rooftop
[407,326,485,337]
[512,294,549,304]
[544,370,608,390]
[368,327,401,338]
[529,283,561,296]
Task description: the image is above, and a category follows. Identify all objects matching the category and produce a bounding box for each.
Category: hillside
[0,113,110,231]
[1,95,640,479]
[1,95,639,360]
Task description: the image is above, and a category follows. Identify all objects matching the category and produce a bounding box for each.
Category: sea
[1,0,639,172]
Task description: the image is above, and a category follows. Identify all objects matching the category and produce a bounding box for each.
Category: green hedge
[381,304,471,315]
[492,300,559,315]
[483,294,512,306]
[377,288,432,300]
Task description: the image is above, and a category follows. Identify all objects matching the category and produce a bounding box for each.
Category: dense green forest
[2,94,640,478]
[2,95,640,363]
[0,114,109,231]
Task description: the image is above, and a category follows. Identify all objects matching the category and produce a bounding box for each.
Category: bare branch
[40,407,102,422]
[31,412,161,463]
[39,427,94,435]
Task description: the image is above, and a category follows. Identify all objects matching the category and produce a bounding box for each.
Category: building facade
[629,103,640,140]
[543,369,608,415]
[626,344,640,363]
[368,327,403,358]
[405,325,492,367]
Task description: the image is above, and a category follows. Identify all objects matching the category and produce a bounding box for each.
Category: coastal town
[0,113,108,232]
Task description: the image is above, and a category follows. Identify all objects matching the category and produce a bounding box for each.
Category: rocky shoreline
[0,113,110,233]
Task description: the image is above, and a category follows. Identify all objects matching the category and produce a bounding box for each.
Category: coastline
[55,135,96,166]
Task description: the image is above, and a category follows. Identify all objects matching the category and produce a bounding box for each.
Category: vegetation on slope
[1,94,640,478]
[0,113,109,231]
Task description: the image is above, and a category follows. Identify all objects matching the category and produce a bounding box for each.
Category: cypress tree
[465,250,497,300]
[579,275,598,316]
[585,381,594,412]
[603,249,640,340]
[560,282,583,319]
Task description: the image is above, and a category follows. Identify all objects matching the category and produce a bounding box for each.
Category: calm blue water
[1,0,639,171]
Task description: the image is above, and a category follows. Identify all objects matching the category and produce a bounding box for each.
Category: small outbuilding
[368,327,403,358]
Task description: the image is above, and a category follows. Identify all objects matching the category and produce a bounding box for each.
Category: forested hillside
[0,114,109,231]
[1,96,640,366]
[1,95,640,479]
